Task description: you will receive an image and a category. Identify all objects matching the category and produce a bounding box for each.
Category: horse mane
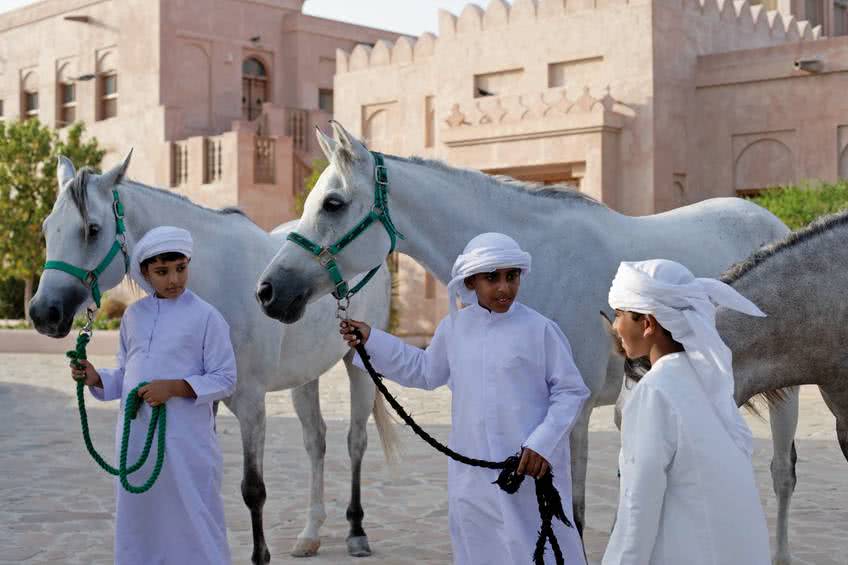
[722,208,848,285]
[65,168,257,227]
[384,155,603,207]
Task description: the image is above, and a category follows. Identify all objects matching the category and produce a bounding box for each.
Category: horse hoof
[291,537,321,557]
[251,546,271,564]
[347,535,372,557]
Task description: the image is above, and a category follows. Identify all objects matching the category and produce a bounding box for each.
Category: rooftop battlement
[336,0,820,74]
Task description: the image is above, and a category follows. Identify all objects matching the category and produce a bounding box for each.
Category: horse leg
[768,387,799,565]
[227,393,271,564]
[343,355,377,557]
[291,379,327,557]
[818,386,848,462]
[569,404,593,537]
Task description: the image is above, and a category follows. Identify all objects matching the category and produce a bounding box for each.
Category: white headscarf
[608,259,765,457]
[130,226,193,295]
[447,232,531,313]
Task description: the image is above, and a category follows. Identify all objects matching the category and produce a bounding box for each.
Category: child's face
[142,257,190,299]
[612,309,652,358]
[464,268,521,313]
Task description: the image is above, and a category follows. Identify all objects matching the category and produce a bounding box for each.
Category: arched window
[97,51,118,121]
[242,57,268,121]
[21,71,39,120]
[56,64,76,127]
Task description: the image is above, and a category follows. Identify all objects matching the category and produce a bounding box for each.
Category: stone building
[331,0,848,339]
[0,0,402,230]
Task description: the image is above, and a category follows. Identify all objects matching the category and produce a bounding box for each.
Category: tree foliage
[294,158,329,217]
[751,180,848,230]
[0,120,104,320]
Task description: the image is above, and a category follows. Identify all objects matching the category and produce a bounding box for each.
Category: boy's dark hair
[140,252,188,271]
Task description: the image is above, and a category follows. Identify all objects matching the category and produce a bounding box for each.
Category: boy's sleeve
[184,309,237,404]
[603,383,677,565]
[352,318,451,390]
[89,316,128,402]
[522,321,591,464]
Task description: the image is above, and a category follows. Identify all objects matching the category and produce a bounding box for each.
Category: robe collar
[149,287,194,307]
[467,300,518,321]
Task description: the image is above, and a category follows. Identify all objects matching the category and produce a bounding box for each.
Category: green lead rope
[68,332,167,494]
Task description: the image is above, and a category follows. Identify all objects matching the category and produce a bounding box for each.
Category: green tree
[0,120,104,323]
[294,158,329,217]
[751,180,848,230]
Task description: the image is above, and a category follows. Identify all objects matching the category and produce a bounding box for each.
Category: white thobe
[90,289,237,565]
[354,301,590,565]
[603,352,770,565]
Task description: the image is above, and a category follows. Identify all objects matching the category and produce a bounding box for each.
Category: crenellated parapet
[335,0,821,75]
[684,0,821,41]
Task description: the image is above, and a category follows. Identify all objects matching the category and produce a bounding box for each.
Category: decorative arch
[178,43,211,131]
[56,63,78,126]
[96,50,118,120]
[362,102,397,152]
[734,138,795,192]
[21,70,39,119]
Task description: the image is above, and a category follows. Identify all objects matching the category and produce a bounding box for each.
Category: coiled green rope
[69,331,167,494]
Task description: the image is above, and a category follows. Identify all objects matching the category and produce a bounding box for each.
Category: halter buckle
[335,296,350,320]
[371,205,384,216]
[112,199,125,220]
[375,165,388,186]
[84,271,97,288]
[317,247,335,267]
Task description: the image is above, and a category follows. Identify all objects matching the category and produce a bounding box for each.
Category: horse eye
[87,224,100,238]
[322,197,346,213]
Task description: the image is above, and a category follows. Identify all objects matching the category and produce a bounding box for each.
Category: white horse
[28,153,397,563]
[255,121,802,562]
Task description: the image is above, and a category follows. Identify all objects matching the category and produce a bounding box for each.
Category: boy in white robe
[340,232,590,565]
[70,226,236,565]
[602,259,771,565]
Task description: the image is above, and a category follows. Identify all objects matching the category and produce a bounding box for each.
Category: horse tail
[372,391,401,465]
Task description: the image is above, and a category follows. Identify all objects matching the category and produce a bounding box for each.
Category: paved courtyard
[1,353,846,564]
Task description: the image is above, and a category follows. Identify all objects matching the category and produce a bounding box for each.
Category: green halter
[43,189,129,308]
[44,186,167,493]
[287,152,405,301]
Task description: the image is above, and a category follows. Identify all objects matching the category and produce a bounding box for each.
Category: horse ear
[330,120,371,162]
[100,148,133,188]
[315,125,338,162]
[57,155,75,193]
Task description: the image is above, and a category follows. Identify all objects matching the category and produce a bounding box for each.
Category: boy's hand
[517,447,550,479]
[340,319,371,347]
[70,359,102,388]
[137,381,177,407]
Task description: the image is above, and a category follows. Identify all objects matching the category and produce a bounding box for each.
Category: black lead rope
[354,336,571,565]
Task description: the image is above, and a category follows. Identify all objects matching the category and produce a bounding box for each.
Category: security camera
[794,59,823,73]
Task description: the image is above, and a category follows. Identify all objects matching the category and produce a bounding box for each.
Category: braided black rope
[354,338,572,565]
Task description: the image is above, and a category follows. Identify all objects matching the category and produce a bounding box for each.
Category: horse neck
[722,231,847,401]
[385,158,598,283]
[117,181,232,252]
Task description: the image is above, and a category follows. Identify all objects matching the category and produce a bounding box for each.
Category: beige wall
[332,0,836,338]
[692,35,848,196]
[0,0,401,231]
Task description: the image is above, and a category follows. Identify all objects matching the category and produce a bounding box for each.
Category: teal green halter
[43,189,129,308]
[43,186,167,493]
[287,152,404,302]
